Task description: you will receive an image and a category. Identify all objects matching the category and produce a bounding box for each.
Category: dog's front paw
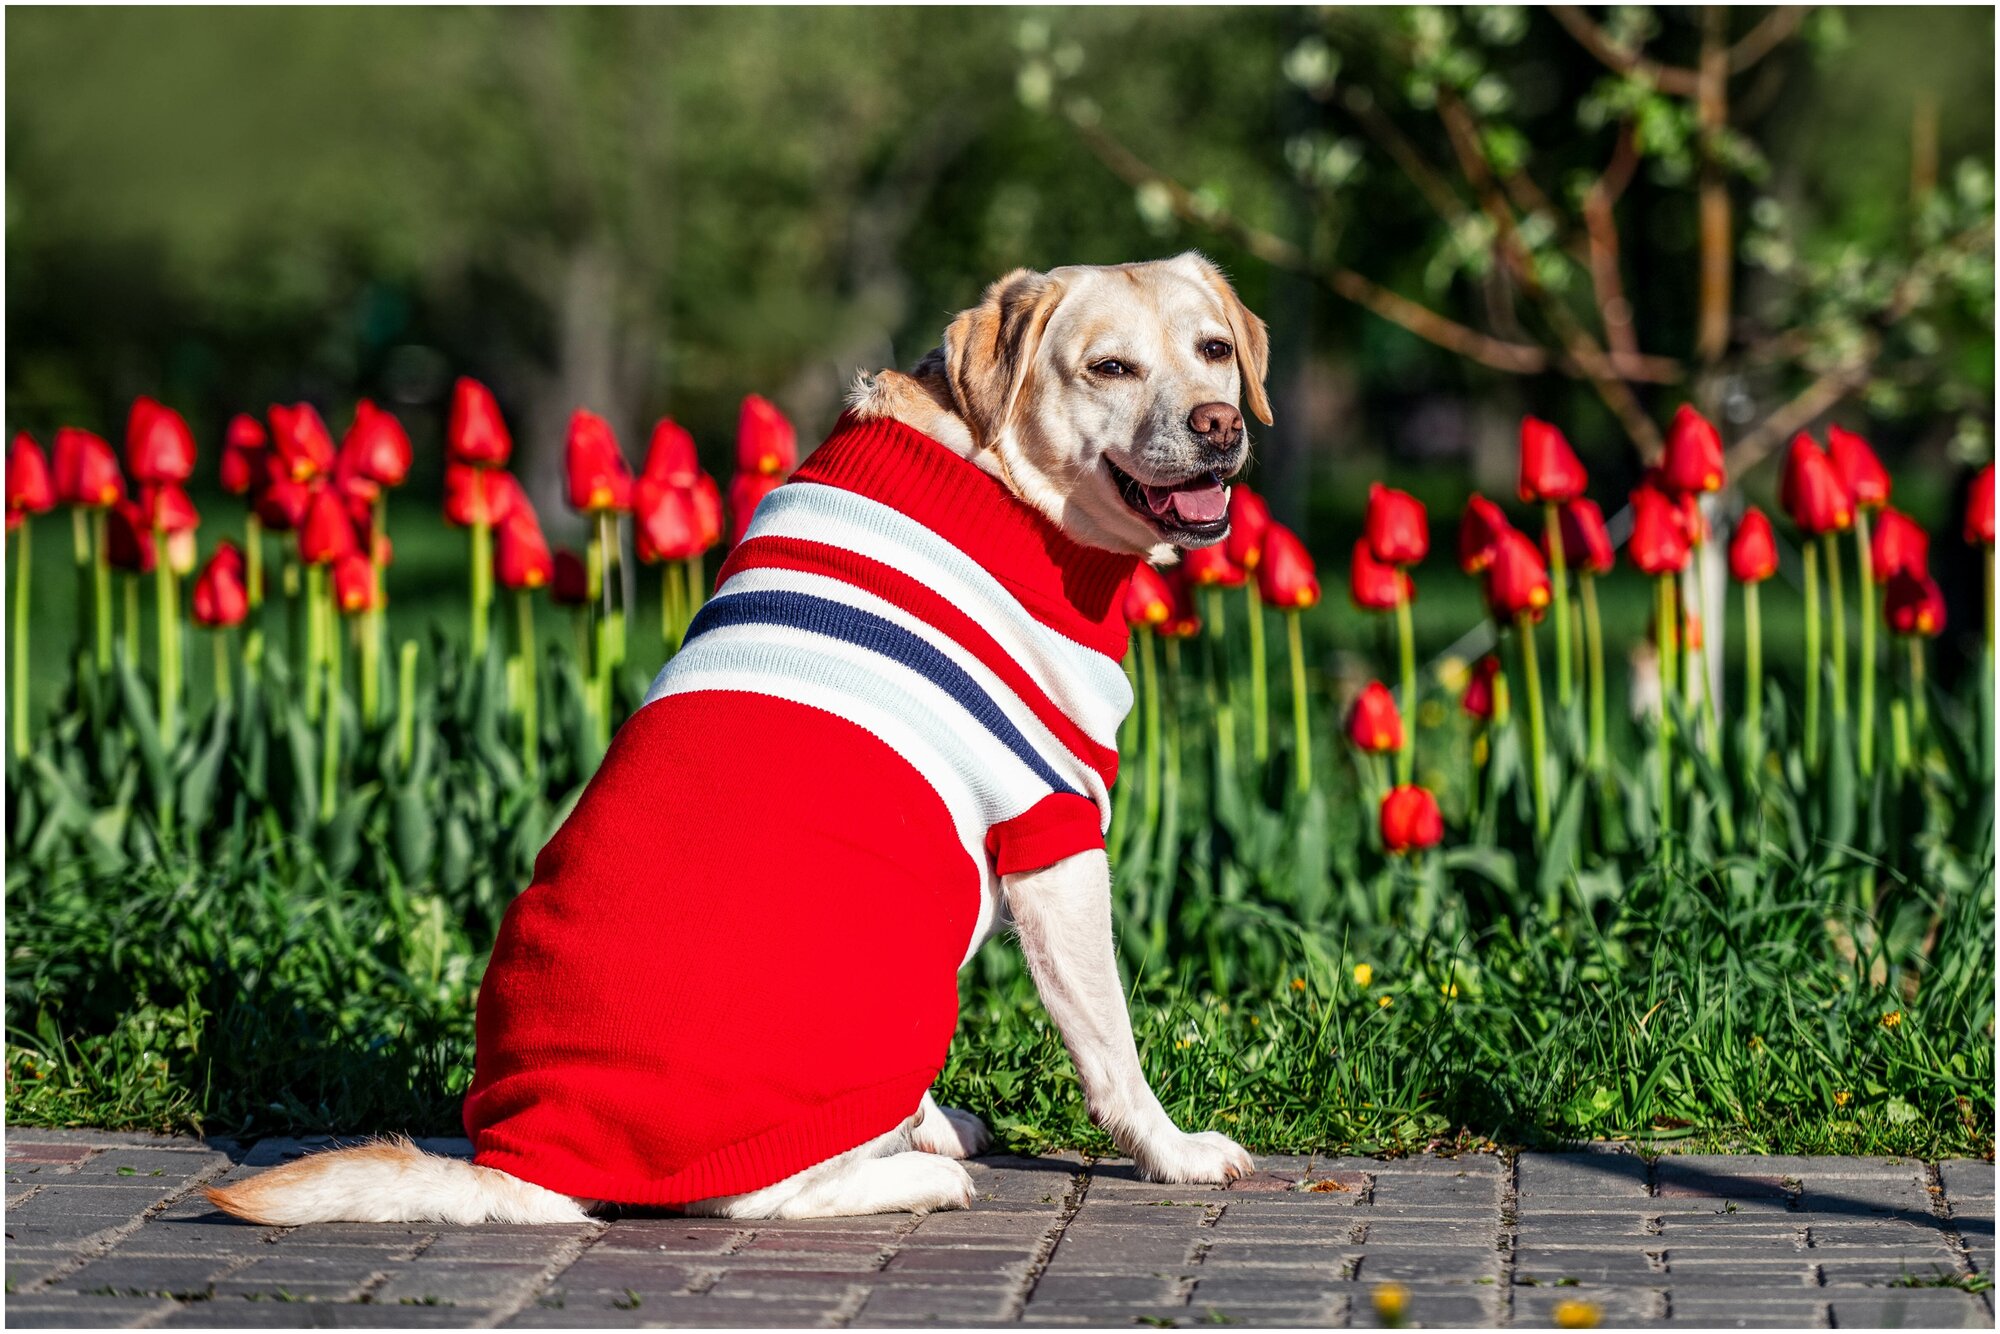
[912,1103,993,1160]
[1134,1130,1256,1185]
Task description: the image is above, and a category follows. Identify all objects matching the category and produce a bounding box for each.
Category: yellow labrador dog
[209,252,1270,1226]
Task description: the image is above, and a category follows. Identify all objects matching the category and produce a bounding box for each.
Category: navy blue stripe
[683,589,1080,797]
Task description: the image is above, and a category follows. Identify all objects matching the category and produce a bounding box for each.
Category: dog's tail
[205,1136,590,1226]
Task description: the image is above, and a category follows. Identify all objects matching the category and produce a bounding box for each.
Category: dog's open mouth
[1108,460,1232,542]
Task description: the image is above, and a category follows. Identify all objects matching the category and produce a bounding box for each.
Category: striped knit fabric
[464,413,1139,1206]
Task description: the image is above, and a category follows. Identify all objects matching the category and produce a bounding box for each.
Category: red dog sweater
[463,414,1139,1206]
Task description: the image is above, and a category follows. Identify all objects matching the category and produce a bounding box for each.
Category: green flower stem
[682,556,706,646]
[1656,575,1677,841]
[1854,511,1876,778]
[245,513,264,610]
[1516,612,1550,839]
[92,510,113,674]
[396,639,419,775]
[516,589,538,779]
[1394,585,1417,785]
[1246,583,1269,763]
[213,630,232,704]
[1822,533,1848,722]
[1543,502,1572,707]
[1158,637,1185,895]
[1580,571,1607,770]
[470,469,493,659]
[154,549,179,747]
[1204,587,1236,777]
[1108,644,1137,861]
[598,513,624,676]
[361,498,384,727]
[1139,628,1163,837]
[1744,578,1763,777]
[1890,697,1912,774]
[122,572,139,666]
[1695,544,1723,769]
[70,509,91,672]
[1802,540,1821,771]
[304,563,326,721]
[1909,636,1928,741]
[662,561,685,649]
[319,587,340,825]
[1287,612,1311,795]
[11,519,30,758]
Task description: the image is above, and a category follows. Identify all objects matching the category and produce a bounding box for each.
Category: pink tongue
[1150,481,1228,523]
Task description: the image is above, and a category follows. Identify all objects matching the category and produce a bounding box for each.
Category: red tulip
[1884,569,1946,637]
[1181,542,1246,588]
[1555,499,1613,575]
[736,394,797,477]
[1225,486,1272,570]
[143,482,200,535]
[1123,563,1173,627]
[126,397,197,486]
[52,428,126,509]
[298,486,358,565]
[8,434,55,516]
[1380,784,1443,853]
[267,403,336,483]
[1780,433,1854,535]
[1729,507,1779,583]
[332,550,379,614]
[1463,654,1502,721]
[447,377,512,467]
[1364,483,1428,566]
[192,543,249,628]
[688,473,724,552]
[1967,465,1994,546]
[1659,405,1726,494]
[1627,484,1692,576]
[1518,416,1588,504]
[552,549,589,606]
[341,401,412,488]
[443,464,522,529]
[1484,526,1551,620]
[1349,539,1409,612]
[644,418,701,487]
[1870,508,1931,582]
[1256,524,1320,610]
[566,409,634,513]
[1458,493,1511,574]
[728,471,783,547]
[252,453,312,531]
[1826,424,1889,510]
[495,504,554,591]
[221,414,267,495]
[105,500,155,573]
[1346,681,1403,753]
[633,478,702,564]
[1158,570,1202,638]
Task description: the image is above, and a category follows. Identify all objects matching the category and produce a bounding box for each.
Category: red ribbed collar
[792,413,1138,659]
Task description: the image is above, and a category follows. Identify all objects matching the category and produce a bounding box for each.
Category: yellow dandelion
[1833,1090,1852,1107]
[1441,981,1459,999]
[1291,977,1307,992]
[1371,1281,1409,1322]
[1882,1011,1903,1028]
[1378,994,1393,1008]
[1748,1035,1764,1051]
[1249,1016,1259,1027]
[1353,963,1374,987]
[1175,1039,1190,1050]
[1552,1298,1602,1328]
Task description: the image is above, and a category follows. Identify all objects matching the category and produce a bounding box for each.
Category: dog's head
[918,252,1271,558]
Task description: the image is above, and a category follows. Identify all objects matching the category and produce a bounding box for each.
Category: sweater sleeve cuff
[986,793,1105,877]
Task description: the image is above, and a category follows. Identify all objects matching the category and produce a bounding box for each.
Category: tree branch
[1728,6,1810,72]
[1582,122,1641,363]
[1545,6,1700,95]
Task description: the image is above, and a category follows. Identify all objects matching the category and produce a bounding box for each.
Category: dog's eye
[1091,359,1133,378]
[1200,339,1233,363]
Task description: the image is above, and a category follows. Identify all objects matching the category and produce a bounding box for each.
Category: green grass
[4,484,1993,1159]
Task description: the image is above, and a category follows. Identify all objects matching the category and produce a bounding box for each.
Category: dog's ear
[940,268,1066,451]
[1181,253,1273,427]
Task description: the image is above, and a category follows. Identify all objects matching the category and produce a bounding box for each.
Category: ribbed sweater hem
[470,1070,934,1207]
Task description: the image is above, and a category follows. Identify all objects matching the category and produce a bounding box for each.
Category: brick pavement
[4,1131,1991,1327]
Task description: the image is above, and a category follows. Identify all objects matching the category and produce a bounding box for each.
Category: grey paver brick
[1515,1153,1652,1199]
[1351,1248,1500,1282]
[1827,1289,1992,1327]
[1026,1273,1184,1304]
[1942,1159,1997,1200]
[5,1297,177,1328]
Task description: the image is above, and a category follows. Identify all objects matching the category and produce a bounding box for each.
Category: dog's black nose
[1188,402,1244,452]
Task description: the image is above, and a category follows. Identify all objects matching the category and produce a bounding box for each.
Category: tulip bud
[1349,539,1409,612]
[1627,485,1692,576]
[644,418,701,488]
[221,414,267,495]
[267,403,336,483]
[1256,524,1319,610]
[1364,483,1428,566]
[443,464,522,529]
[7,434,55,516]
[1180,542,1245,588]
[1122,563,1173,627]
[1345,681,1404,753]
[1659,405,1726,494]
[736,394,798,477]
[1884,569,1946,637]
[1380,784,1443,853]
[1870,508,1930,582]
[1158,570,1202,638]
[1462,654,1503,721]
[447,377,513,466]
[1826,424,1889,510]
[252,453,312,531]
[52,428,126,509]
[1458,494,1510,574]
[1225,486,1271,570]
[332,550,378,613]
[1555,499,1613,575]
[633,478,701,564]
[1780,433,1854,535]
[1518,416,1588,504]
[192,542,249,628]
[1967,465,1994,546]
[1728,507,1779,584]
[728,471,783,547]
[495,505,555,591]
[341,400,412,489]
[689,473,724,552]
[298,486,358,566]
[552,549,590,606]
[1483,527,1551,620]
[126,397,197,486]
[566,409,635,514]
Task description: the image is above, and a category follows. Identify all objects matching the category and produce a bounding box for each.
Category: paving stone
[1026,1273,1184,1305]
[885,1245,1036,1275]
[1511,1288,1661,1325]
[1941,1159,1996,1200]
[1350,1248,1499,1282]
[5,1296,177,1328]
[52,1252,247,1296]
[370,1261,554,1305]
[1827,1289,1991,1327]
[1200,1239,1353,1268]
[1515,1153,1651,1199]
[1355,1219,1494,1245]
[1512,1248,1662,1282]
[860,1284,1019,1319]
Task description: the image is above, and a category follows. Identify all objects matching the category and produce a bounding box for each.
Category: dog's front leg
[1003,850,1254,1184]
